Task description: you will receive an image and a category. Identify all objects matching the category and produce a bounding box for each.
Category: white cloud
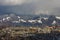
[0,0,60,6]
[0,0,32,5]
[0,0,60,15]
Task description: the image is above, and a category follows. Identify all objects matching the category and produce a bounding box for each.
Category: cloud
[0,0,60,7]
[0,0,60,15]
[0,0,60,8]
[0,0,32,5]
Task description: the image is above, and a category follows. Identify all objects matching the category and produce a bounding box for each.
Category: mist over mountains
[0,4,35,15]
[0,5,60,16]
[0,0,60,15]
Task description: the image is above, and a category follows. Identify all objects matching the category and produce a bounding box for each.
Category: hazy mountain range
[0,14,60,27]
[0,4,36,15]
[0,5,60,16]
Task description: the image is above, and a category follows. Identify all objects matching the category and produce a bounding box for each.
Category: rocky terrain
[0,27,60,40]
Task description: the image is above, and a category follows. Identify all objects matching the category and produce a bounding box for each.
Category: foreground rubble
[0,26,60,40]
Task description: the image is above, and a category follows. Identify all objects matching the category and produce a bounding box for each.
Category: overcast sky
[0,0,60,15]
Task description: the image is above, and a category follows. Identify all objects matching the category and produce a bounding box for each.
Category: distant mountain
[0,4,35,15]
[0,14,60,27]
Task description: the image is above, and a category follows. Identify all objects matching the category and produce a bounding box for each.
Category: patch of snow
[37,20,42,23]
[3,18,6,21]
[17,16,20,18]
[28,20,36,23]
[56,16,60,19]
[12,21,20,23]
[52,20,56,24]
[20,19,26,22]
[6,17,11,20]
[43,18,48,20]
